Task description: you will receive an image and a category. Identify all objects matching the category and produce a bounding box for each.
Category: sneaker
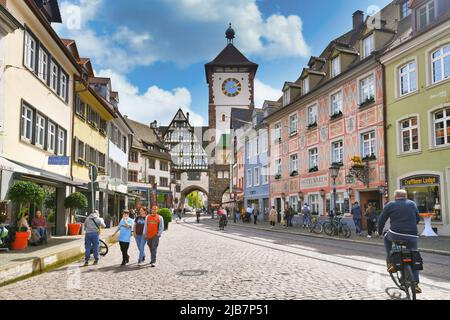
[150,263,155,268]
[367,235,372,238]
[121,261,126,266]
[93,260,98,265]
[83,261,89,267]
[415,285,422,294]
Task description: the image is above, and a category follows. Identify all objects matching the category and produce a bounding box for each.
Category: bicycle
[388,240,423,300]
[307,216,323,234]
[323,215,351,238]
[219,215,227,231]
[90,239,109,256]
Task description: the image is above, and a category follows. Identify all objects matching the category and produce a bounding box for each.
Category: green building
[381,0,450,236]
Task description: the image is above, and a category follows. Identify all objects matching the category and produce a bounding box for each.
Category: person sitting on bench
[31,211,47,244]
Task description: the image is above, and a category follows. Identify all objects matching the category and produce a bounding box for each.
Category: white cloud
[98,70,205,127]
[254,79,282,108]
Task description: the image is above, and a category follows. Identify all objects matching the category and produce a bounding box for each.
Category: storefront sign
[401,175,440,186]
[300,175,329,189]
[48,156,69,166]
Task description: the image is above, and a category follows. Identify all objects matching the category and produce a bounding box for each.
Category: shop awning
[0,157,40,175]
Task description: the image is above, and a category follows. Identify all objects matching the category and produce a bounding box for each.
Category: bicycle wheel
[99,239,109,256]
[404,265,417,300]
[312,222,323,234]
[341,224,351,238]
[323,222,334,236]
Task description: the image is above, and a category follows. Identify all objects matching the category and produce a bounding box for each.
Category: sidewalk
[0,228,118,286]
[204,217,450,256]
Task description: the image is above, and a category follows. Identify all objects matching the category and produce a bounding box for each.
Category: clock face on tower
[222,78,242,97]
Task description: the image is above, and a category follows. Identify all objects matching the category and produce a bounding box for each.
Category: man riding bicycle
[378,189,421,294]
[217,207,227,230]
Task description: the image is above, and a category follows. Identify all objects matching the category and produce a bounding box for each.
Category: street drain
[177,270,208,277]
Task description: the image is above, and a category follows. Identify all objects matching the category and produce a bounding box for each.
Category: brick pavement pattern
[1,217,449,300]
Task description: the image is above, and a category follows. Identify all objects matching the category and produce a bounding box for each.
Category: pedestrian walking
[365,203,378,238]
[112,210,134,266]
[134,207,147,265]
[269,206,277,228]
[253,208,259,225]
[351,202,362,236]
[233,208,237,223]
[143,205,164,267]
[301,203,311,228]
[83,210,106,266]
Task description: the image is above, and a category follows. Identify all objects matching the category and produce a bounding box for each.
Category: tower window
[222,114,226,122]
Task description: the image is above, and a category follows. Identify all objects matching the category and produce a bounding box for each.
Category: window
[160,177,169,188]
[283,89,290,106]
[99,119,107,134]
[75,139,84,161]
[399,61,417,96]
[434,108,450,146]
[331,140,344,164]
[148,175,156,185]
[308,105,318,126]
[330,91,343,116]
[128,171,138,182]
[359,74,375,104]
[147,158,155,169]
[35,114,45,148]
[75,95,86,118]
[290,154,298,173]
[222,114,226,122]
[247,169,252,187]
[261,131,268,153]
[98,152,106,171]
[331,56,341,77]
[362,34,374,59]
[129,151,138,163]
[362,131,376,158]
[38,47,48,82]
[416,0,436,30]
[24,32,36,71]
[400,1,412,19]
[48,122,56,153]
[303,77,310,94]
[122,169,128,183]
[274,123,282,142]
[262,165,269,184]
[122,136,127,153]
[289,114,298,135]
[309,148,318,170]
[336,193,345,214]
[400,117,419,153]
[431,45,450,84]
[60,72,68,101]
[289,196,298,212]
[160,161,169,171]
[254,167,260,186]
[275,159,282,176]
[21,104,33,141]
[57,128,66,156]
[50,60,58,92]
[309,194,320,215]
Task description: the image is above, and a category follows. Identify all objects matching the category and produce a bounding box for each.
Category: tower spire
[226,23,235,44]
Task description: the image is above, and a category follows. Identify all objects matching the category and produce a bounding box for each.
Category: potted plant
[64,192,88,236]
[158,208,172,231]
[7,181,46,250]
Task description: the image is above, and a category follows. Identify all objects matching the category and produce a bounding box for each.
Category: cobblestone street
[1,217,450,300]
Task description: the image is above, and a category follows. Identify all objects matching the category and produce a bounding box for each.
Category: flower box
[362,154,377,162]
[330,112,343,121]
[307,122,318,130]
[290,171,298,177]
[359,97,375,108]
[309,166,319,173]
[275,174,282,180]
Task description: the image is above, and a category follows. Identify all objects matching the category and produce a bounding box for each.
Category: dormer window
[331,56,341,77]
[416,0,436,30]
[400,0,412,19]
[362,34,374,59]
[303,77,310,95]
[283,89,290,106]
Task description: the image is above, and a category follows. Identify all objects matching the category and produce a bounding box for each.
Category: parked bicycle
[306,216,323,234]
[388,240,423,300]
[323,215,351,238]
[90,239,109,257]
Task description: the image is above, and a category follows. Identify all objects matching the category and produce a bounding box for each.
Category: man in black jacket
[378,189,421,294]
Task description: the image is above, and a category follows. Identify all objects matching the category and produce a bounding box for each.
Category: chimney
[150,121,158,129]
[186,112,190,122]
[353,10,364,30]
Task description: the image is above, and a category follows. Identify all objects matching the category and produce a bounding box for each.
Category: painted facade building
[243,109,270,221]
[0,0,79,235]
[266,5,402,229]
[381,0,450,235]
[126,118,172,209]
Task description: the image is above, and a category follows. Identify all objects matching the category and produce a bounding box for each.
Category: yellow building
[63,40,116,215]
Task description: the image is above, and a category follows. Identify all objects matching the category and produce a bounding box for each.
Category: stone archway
[179,185,209,210]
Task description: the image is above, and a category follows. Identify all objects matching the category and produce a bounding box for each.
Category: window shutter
[74,137,79,160]
[326,199,330,215]
[344,199,350,214]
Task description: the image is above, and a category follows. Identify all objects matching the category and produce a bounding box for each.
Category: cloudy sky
[54,0,390,126]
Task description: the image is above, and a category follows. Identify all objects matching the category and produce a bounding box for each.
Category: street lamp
[329,165,341,216]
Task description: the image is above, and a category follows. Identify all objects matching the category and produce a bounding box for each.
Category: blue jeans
[384,231,420,283]
[35,227,46,239]
[353,218,361,234]
[135,234,146,263]
[85,232,99,262]
[147,236,160,264]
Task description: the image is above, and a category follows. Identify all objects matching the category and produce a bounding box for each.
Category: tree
[187,191,204,209]
[7,181,46,222]
[64,192,88,224]
[157,193,166,207]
